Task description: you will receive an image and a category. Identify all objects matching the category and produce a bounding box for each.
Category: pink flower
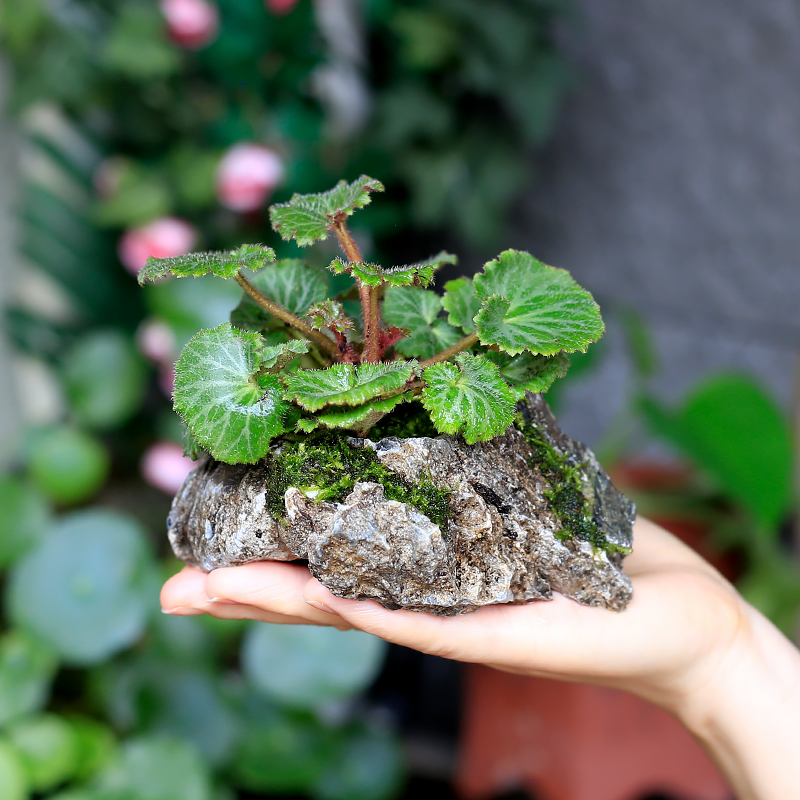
[266,0,300,15]
[118,217,197,275]
[141,441,196,494]
[136,319,177,364]
[160,0,219,50]
[216,143,284,213]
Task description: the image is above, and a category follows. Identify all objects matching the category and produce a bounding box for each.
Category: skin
[162,516,800,800]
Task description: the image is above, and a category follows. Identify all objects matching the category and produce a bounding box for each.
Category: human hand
[161,517,750,717]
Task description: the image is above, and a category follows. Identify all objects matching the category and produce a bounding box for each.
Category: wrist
[671,603,800,800]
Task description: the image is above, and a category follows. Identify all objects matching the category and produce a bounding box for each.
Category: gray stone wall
[517,0,800,448]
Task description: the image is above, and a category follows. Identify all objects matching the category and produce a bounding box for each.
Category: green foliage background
[0,0,571,797]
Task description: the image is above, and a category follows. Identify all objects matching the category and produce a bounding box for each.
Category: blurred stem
[333,219,381,364]
[234,274,340,359]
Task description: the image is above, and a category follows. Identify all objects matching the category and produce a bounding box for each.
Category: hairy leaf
[137,244,275,285]
[329,251,456,289]
[422,353,515,444]
[382,286,461,359]
[305,300,354,332]
[329,258,385,287]
[442,277,481,332]
[474,250,604,355]
[173,324,289,463]
[247,259,329,316]
[314,394,407,432]
[283,362,415,412]
[269,176,384,246]
[260,340,310,372]
[485,351,570,399]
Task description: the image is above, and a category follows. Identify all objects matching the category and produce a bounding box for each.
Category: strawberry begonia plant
[138,176,605,464]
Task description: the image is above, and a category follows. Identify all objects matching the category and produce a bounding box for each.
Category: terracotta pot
[455,462,733,800]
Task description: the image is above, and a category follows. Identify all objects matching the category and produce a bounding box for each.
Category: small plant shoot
[139,176,605,464]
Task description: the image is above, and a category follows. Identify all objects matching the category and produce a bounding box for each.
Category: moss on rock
[267,431,451,528]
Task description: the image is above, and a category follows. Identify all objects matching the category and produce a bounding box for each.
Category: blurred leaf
[247,258,330,316]
[0,630,58,727]
[0,739,29,800]
[0,0,46,55]
[0,478,51,569]
[104,3,181,81]
[241,623,387,709]
[6,713,79,792]
[62,330,148,430]
[619,307,658,380]
[313,721,404,800]
[95,164,172,228]
[389,9,460,70]
[231,704,336,793]
[167,146,220,210]
[26,427,110,506]
[642,375,794,533]
[7,509,156,664]
[67,717,118,782]
[95,736,212,800]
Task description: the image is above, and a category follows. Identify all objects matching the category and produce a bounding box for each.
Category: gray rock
[167,394,635,614]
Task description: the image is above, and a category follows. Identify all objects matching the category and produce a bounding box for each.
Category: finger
[161,566,351,628]
[205,561,345,627]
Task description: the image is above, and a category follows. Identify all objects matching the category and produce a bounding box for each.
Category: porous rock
[167,394,636,614]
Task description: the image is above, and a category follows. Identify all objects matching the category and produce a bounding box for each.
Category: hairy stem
[418,332,480,369]
[333,219,381,364]
[235,274,340,359]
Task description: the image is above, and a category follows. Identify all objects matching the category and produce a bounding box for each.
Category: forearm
[675,604,800,800]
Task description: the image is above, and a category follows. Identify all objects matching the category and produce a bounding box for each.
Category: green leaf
[283,362,415,412]
[7,509,155,664]
[270,176,384,246]
[385,250,457,288]
[329,251,456,288]
[473,250,604,355]
[0,630,57,727]
[305,300,354,332]
[382,286,461,359]
[642,375,794,533]
[313,721,404,800]
[241,623,387,709]
[0,478,50,569]
[422,353,515,444]
[260,340,310,372]
[173,324,290,464]
[138,244,276,285]
[27,427,110,506]
[6,713,79,792]
[0,740,28,800]
[485,351,570,399]
[62,330,147,430]
[247,259,329,315]
[314,395,407,433]
[442,277,481,332]
[95,736,212,800]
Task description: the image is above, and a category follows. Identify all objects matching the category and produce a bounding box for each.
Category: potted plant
[140,176,636,615]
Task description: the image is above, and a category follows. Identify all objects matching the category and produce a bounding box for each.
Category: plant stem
[332,219,381,364]
[234,274,340,359]
[418,332,480,369]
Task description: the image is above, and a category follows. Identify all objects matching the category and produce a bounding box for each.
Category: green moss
[515,415,625,554]
[267,431,451,528]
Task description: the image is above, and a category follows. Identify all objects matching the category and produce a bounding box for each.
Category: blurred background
[0,1,797,800]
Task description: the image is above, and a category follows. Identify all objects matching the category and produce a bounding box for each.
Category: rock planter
[167,394,635,615]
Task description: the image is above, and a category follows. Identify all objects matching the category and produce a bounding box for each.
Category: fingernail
[305,598,337,615]
[206,596,237,605]
[162,607,205,616]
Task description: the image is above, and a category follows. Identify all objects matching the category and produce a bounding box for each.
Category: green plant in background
[139,175,602,463]
[0,1,570,796]
[610,311,800,634]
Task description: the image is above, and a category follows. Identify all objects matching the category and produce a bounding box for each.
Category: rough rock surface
[167,394,635,614]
